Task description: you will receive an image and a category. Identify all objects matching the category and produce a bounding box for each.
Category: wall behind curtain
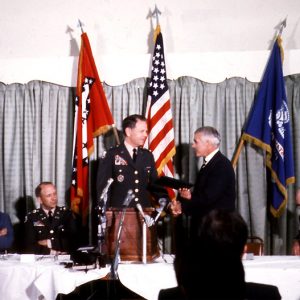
[1,75,299,254]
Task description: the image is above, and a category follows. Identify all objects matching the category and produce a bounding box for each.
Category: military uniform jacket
[97,143,168,208]
[24,206,77,254]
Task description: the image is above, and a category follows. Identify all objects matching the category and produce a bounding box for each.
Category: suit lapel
[200,151,221,173]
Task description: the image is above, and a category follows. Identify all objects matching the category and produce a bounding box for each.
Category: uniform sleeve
[0,213,14,250]
[23,214,46,254]
[52,210,79,253]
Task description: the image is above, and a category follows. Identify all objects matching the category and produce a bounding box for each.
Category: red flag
[145,25,176,200]
[71,32,114,222]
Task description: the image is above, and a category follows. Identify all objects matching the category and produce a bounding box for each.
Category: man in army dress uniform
[96,115,170,262]
[97,114,169,208]
[24,182,78,255]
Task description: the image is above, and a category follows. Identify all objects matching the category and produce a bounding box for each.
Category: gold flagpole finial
[278,17,287,37]
[276,17,287,63]
[152,5,161,28]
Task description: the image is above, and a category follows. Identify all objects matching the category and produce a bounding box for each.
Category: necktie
[48,210,53,223]
[201,159,207,169]
[132,148,137,162]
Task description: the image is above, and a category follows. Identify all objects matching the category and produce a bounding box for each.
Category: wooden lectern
[106,208,159,262]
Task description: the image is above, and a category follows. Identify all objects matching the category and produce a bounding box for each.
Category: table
[2,254,299,300]
[0,254,110,300]
[118,255,300,300]
[243,256,300,300]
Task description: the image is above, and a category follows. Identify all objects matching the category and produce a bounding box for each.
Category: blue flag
[242,37,295,217]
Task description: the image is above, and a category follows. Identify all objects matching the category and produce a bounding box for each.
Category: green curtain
[1,75,300,254]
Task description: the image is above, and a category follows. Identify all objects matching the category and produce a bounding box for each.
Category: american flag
[145,25,176,200]
[71,32,114,223]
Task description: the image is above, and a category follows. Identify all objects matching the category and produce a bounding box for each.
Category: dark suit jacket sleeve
[158,287,185,300]
[246,282,281,299]
[23,214,45,254]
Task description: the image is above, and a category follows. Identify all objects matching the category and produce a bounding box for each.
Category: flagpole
[152,5,161,27]
[231,138,244,169]
[78,19,85,34]
[77,19,120,146]
[112,125,120,145]
[277,17,287,37]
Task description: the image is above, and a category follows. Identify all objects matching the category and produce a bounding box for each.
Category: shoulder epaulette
[140,147,152,153]
[28,209,38,215]
[58,206,67,211]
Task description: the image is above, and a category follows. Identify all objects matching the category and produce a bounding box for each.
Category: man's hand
[292,240,300,255]
[38,239,48,247]
[178,188,192,200]
[0,228,8,236]
[170,201,182,217]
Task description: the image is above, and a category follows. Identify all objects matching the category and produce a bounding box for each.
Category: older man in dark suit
[172,126,235,237]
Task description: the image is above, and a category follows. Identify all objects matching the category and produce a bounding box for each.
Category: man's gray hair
[195,126,221,146]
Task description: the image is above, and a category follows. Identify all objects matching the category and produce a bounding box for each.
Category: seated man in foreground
[159,209,281,300]
[24,182,78,255]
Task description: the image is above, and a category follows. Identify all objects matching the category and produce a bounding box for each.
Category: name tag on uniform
[33,221,45,227]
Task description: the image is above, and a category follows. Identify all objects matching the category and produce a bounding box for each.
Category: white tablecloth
[0,254,110,300]
[118,255,300,300]
[1,254,299,300]
[243,256,300,300]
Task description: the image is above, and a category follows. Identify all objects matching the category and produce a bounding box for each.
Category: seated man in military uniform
[24,182,78,255]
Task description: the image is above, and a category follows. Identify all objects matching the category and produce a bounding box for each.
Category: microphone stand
[142,221,147,264]
[95,178,114,268]
[96,193,108,268]
[110,192,133,279]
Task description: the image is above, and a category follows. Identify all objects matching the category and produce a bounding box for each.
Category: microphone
[122,189,135,207]
[100,178,114,200]
[154,198,168,222]
[136,202,154,227]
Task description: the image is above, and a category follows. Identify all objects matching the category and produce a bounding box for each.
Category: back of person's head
[122,114,146,135]
[178,209,248,299]
[198,209,248,258]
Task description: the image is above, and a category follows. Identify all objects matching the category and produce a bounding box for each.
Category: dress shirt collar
[204,148,219,164]
[42,208,55,216]
[124,141,138,158]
